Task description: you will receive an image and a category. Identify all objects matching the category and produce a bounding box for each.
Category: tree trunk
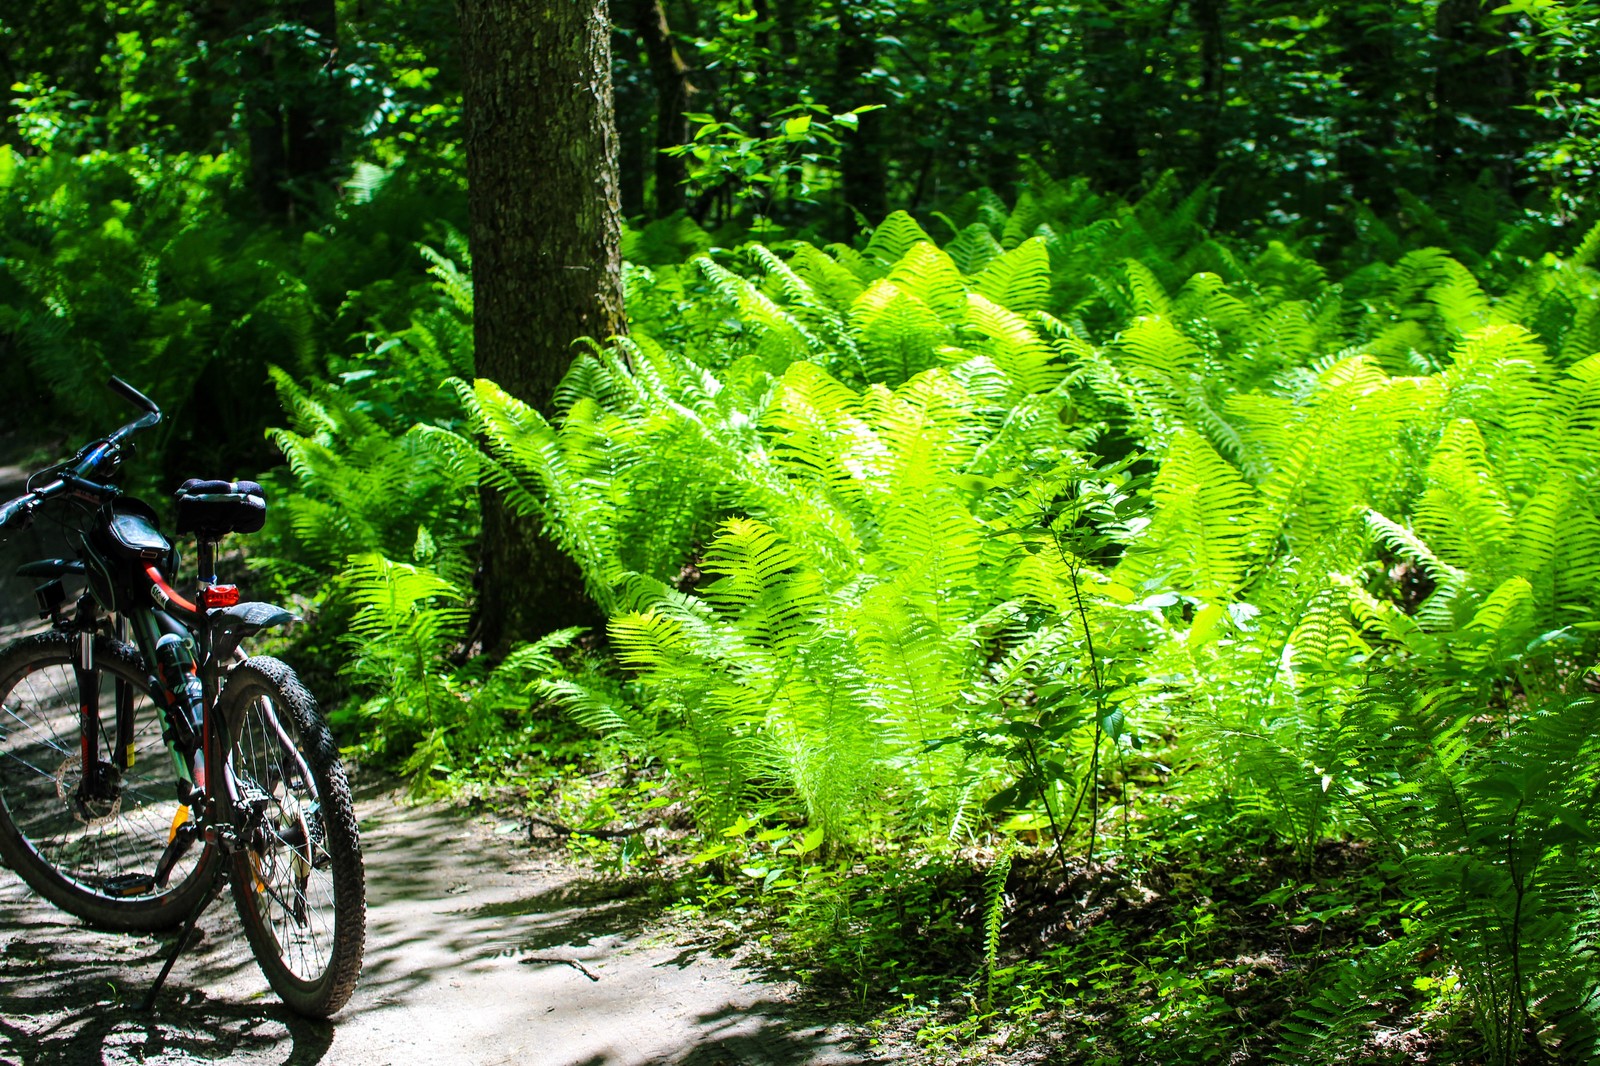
[1432,0,1524,193]
[1330,3,1399,211]
[216,0,342,218]
[630,0,695,215]
[618,98,648,217]
[458,0,627,652]
[282,0,341,207]
[835,0,886,221]
[774,0,799,59]
[1082,13,1143,193]
[1193,0,1225,176]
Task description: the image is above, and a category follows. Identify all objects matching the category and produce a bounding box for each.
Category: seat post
[196,535,219,591]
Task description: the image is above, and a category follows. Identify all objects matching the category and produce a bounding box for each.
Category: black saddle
[174,479,266,537]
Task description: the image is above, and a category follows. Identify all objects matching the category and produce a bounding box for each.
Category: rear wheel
[221,657,364,1018]
[0,632,215,930]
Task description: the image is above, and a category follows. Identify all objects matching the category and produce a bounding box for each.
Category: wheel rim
[231,690,340,984]
[0,654,201,903]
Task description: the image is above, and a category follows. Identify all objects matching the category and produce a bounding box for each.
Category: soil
[0,786,881,1066]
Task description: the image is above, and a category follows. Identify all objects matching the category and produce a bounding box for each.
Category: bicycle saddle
[174,479,267,537]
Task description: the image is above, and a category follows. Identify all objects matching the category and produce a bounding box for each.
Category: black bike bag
[105,505,171,561]
[174,479,267,537]
[80,498,179,613]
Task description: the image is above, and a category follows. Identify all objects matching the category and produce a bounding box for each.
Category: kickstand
[138,857,228,1011]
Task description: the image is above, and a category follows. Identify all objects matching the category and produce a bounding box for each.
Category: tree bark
[1330,2,1399,211]
[835,0,886,221]
[1082,10,1143,193]
[1193,0,1225,176]
[773,0,799,59]
[458,0,626,652]
[629,0,695,215]
[1432,0,1525,193]
[282,0,341,205]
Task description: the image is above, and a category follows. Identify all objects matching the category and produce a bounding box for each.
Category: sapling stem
[1056,510,1107,868]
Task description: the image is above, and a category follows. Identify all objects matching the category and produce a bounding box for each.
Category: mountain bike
[0,377,364,1017]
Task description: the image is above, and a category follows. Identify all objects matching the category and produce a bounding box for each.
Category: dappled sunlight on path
[0,787,876,1066]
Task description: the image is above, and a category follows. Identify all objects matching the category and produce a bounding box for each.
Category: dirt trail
[0,469,884,1066]
[0,786,880,1066]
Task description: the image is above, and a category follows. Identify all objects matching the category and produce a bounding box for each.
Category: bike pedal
[102,874,157,898]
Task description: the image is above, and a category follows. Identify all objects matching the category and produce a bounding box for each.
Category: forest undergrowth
[6,144,1600,1062]
[271,166,1600,1063]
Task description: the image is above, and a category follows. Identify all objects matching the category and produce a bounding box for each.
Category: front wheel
[0,632,217,930]
[220,657,364,1018]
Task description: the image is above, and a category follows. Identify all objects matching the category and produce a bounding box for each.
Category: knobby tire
[220,656,364,1017]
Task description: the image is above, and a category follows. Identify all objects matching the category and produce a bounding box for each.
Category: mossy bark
[459,0,626,652]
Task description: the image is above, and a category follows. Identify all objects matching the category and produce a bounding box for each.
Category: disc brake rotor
[54,754,122,827]
[246,786,315,926]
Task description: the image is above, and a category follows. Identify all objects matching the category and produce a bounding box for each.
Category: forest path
[0,785,877,1066]
[0,462,879,1066]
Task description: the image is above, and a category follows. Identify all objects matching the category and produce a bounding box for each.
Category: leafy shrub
[0,145,463,483]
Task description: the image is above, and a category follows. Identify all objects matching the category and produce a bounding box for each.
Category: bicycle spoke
[0,644,201,909]
[231,688,344,984]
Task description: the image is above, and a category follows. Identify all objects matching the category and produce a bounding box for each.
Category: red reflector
[200,585,240,608]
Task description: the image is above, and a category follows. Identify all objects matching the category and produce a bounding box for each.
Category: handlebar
[105,376,161,445]
[0,493,36,533]
[1,379,162,537]
[108,376,160,417]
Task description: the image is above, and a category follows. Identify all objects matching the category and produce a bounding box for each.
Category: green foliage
[980,839,1014,1015]
[446,176,1600,1058]
[1368,690,1600,1062]
[0,143,463,479]
[17,4,1600,1051]
[257,235,478,592]
[338,545,589,788]
[668,104,881,225]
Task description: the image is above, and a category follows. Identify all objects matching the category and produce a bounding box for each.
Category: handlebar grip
[108,376,160,416]
[0,495,35,535]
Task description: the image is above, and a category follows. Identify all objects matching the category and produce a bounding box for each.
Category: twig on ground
[519,955,601,981]
[524,814,657,841]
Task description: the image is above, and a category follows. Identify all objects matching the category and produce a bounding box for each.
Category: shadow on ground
[0,798,877,1066]
[0,892,334,1066]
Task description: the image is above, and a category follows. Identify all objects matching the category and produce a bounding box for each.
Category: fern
[980,838,1015,1015]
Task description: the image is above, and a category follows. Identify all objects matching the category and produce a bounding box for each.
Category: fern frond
[944,222,1005,275]
[1129,428,1265,598]
[962,294,1060,399]
[850,279,952,387]
[972,237,1051,313]
[864,211,936,265]
[886,241,969,325]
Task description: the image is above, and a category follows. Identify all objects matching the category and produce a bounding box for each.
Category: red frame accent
[143,564,199,616]
[143,564,211,788]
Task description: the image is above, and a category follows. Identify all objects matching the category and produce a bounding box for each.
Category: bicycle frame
[0,377,365,1017]
[46,571,207,860]
[23,495,290,867]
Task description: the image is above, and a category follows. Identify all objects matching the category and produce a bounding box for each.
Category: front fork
[69,623,102,800]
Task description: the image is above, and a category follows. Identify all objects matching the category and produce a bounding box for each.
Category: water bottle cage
[158,688,202,749]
